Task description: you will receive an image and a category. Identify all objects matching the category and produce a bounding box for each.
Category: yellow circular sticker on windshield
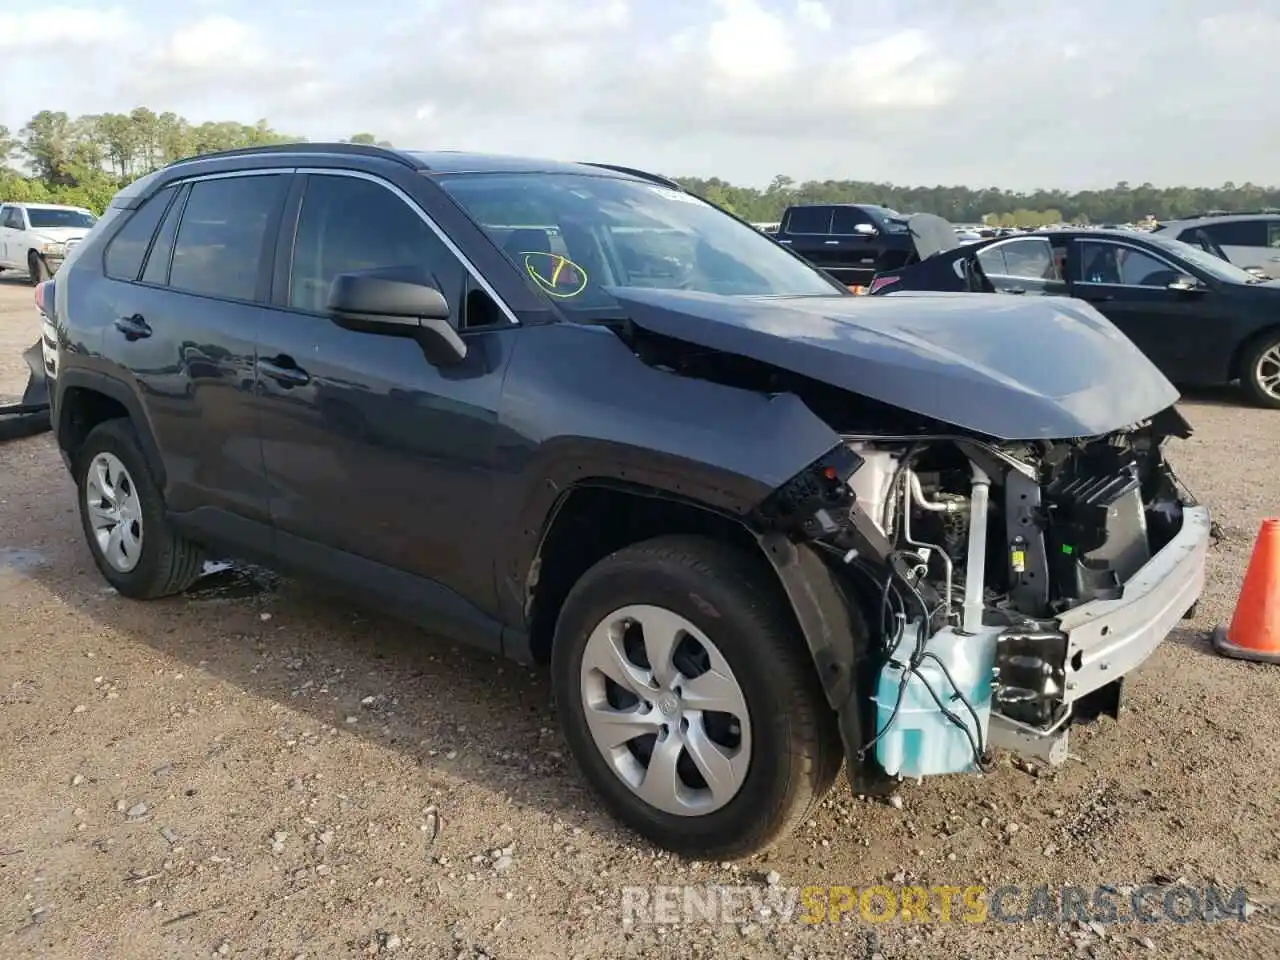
[521,252,588,298]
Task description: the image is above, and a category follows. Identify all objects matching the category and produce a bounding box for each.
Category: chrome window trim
[975,235,1059,282]
[1072,237,1188,290]
[294,166,520,325]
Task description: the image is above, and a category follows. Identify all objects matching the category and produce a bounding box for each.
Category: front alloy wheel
[580,604,752,816]
[1252,343,1280,405]
[551,535,844,859]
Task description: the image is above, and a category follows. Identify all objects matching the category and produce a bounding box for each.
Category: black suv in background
[42,144,1209,860]
[773,202,918,287]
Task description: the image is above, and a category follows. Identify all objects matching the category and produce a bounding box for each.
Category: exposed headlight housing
[39,241,67,258]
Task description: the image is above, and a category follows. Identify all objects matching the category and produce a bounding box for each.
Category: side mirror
[327,273,467,366]
[1166,275,1204,293]
[853,222,877,236]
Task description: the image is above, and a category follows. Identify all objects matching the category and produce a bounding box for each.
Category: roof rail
[168,141,422,171]
[1178,208,1280,220]
[581,162,682,189]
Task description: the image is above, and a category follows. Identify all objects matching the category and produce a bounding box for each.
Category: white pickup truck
[0,201,98,282]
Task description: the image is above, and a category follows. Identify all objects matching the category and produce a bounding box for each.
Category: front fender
[490,322,844,627]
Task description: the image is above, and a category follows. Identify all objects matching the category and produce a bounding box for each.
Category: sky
[1,0,1278,191]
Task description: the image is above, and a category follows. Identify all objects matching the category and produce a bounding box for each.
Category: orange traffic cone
[1212,518,1280,664]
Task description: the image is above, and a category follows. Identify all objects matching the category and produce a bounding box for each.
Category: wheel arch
[521,479,874,774]
[54,369,165,487]
[1230,322,1280,383]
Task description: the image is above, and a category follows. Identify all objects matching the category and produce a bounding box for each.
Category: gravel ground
[1,276,1277,959]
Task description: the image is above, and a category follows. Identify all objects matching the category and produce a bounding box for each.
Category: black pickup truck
[773,202,922,287]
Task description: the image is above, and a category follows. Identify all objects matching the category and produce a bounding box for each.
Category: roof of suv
[1155,212,1280,231]
[157,142,679,185]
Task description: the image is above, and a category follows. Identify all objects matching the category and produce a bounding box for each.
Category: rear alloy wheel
[74,419,206,598]
[551,535,843,859]
[1241,334,1280,409]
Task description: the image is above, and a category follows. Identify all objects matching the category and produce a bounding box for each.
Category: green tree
[4,104,1280,220]
[344,132,394,147]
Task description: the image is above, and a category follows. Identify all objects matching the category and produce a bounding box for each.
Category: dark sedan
[869,225,1280,408]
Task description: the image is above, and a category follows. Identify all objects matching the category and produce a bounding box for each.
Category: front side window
[1077,242,1178,287]
[1267,220,1280,249]
[438,172,842,315]
[830,207,874,235]
[288,174,470,321]
[168,175,286,301]
[2,208,24,230]
[104,187,176,282]
[26,207,97,230]
[783,206,834,235]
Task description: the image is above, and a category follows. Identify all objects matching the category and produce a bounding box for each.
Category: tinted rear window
[1195,220,1268,247]
[104,187,176,282]
[168,175,286,301]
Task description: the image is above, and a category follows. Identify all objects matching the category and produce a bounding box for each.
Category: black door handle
[113,314,151,341]
[1084,294,1115,302]
[257,356,311,387]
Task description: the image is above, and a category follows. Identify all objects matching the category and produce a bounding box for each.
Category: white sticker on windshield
[649,186,702,205]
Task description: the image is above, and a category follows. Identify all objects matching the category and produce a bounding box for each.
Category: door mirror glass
[327,274,467,366]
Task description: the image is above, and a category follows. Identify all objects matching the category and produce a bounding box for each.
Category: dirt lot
[1,276,1277,959]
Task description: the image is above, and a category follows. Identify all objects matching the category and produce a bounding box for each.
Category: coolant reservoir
[873,625,997,777]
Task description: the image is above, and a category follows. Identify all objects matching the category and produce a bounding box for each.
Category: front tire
[74,418,206,598]
[1240,332,1280,409]
[550,535,842,859]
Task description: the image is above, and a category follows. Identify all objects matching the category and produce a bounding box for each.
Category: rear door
[100,170,290,532]
[971,236,1069,296]
[1066,238,1236,383]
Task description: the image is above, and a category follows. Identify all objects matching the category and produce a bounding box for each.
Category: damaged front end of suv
[610,288,1212,793]
[754,408,1209,788]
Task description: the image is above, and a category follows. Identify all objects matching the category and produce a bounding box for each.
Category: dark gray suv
[42,143,1210,858]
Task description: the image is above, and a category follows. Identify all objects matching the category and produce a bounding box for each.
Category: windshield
[26,207,97,230]
[1143,233,1263,284]
[436,172,843,313]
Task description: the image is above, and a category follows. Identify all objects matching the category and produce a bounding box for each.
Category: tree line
[2,107,1278,225]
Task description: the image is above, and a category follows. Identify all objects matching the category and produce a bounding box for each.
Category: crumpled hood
[608,288,1181,441]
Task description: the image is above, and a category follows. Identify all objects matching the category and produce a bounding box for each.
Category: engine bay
[756,407,1197,778]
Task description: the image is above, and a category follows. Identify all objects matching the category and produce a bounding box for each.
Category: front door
[0,205,26,268]
[826,206,885,281]
[1067,238,1234,383]
[254,170,518,642]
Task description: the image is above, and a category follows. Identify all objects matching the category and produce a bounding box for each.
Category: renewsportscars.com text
[619,883,1251,926]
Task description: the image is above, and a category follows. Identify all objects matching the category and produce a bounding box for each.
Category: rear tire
[1240,332,1280,409]
[550,534,843,859]
[74,418,206,599]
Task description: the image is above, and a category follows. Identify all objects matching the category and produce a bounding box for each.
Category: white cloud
[0,0,1277,190]
[795,0,832,31]
[156,16,269,71]
[0,5,132,47]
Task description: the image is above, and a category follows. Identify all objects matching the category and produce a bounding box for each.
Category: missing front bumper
[988,504,1212,764]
